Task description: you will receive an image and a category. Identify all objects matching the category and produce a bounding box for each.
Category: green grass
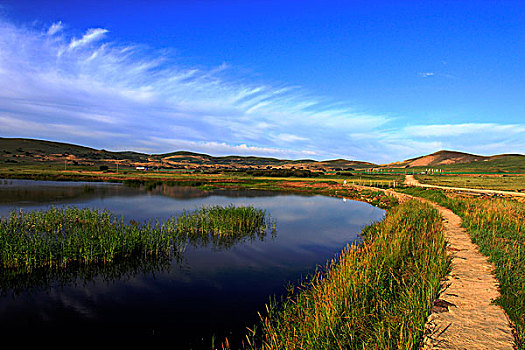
[242,200,448,350]
[0,205,272,272]
[415,174,525,192]
[398,155,525,173]
[345,173,405,181]
[176,205,275,249]
[398,187,525,348]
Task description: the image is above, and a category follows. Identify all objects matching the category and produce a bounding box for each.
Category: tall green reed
[243,200,448,350]
[0,205,273,273]
[176,205,275,249]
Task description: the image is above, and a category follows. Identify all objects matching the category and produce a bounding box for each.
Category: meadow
[415,174,525,192]
[398,187,525,349]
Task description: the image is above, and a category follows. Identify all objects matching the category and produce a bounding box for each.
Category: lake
[0,179,384,348]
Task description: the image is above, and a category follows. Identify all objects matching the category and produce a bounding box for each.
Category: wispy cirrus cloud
[401,122,525,157]
[272,133,309,143]
[404,123,525,137]
[67,28,109,50]
[418,72,435,78]
[0,18,523,163]
[46,21,63,36]
[0,18,394,161]
[149,137,318,158]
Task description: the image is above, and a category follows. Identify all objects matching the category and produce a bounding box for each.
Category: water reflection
[0,207,276,297]
[0,179,287,217]
[0,178,131,205]
[0,251,176,297]
[0,179,384,348]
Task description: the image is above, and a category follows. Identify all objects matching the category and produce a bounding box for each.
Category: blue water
[0,179,384,348]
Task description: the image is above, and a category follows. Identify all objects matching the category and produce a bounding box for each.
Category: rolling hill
[385,150,525,173]
[1,138,523,173]
[0,137,374,171]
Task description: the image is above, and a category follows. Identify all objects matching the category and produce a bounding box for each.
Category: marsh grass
[399,187,525,348]
[0,205,273,273]
[177,205,275,249]
[241,200,448,350]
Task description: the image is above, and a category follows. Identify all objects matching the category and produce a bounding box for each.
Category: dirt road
[404,174,525,198]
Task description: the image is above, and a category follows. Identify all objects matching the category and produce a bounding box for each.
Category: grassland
[415,174,525,192]
[398,187,525,348]
[5,152,523,348]
[240,199,448,350]
[0,205,272,272]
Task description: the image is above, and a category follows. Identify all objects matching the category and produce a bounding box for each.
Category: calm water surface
[0,179,384,348]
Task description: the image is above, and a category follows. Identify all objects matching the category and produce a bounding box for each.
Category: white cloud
[0,114,124,140]
[405,123,525,137]
[0,19,522,163]
[0,19,397,160]
[272,133,309,143]
[46,21,63,36]
[148,137,318,158]
[68,28,109,50]
[418,72,435,78]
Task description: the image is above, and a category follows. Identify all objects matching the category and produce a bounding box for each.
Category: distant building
[136,166,147,170]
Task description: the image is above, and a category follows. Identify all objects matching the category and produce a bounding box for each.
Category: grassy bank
[398,187,525,348]
[0,205,272,272]
[241,199,448,350]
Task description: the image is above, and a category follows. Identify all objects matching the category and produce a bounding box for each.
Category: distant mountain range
[0,137,374,171]
[1,137,524,172]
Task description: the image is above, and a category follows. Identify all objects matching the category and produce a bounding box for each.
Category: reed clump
[176,205,275,249]
[0,205,272,272]
[399,187,525,348]
[244,200,448,350]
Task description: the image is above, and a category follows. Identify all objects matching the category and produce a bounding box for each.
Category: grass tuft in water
[177,205,275,249]
[0,205,273,273]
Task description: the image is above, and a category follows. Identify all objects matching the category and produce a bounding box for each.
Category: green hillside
[1,138,523,173]
[385,150,525,173]
[0,137,374,170]
[401,155,525,173]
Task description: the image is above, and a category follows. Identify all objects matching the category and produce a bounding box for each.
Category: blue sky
[0,0,524,163]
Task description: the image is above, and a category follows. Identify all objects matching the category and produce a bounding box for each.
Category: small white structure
[136,166,147,170]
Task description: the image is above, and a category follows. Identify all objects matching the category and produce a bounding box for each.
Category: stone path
[384,179,517,349]
[419,201,515,349]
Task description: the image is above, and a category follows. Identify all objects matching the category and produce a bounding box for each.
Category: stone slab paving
[386,177,517,349]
